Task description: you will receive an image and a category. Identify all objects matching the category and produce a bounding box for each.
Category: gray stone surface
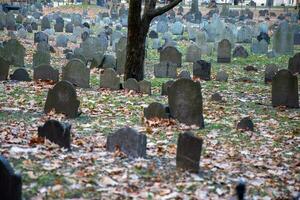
[62,59,90,88]
[144,102,169,120]
[33,64,59,82]
[100,68,120,90]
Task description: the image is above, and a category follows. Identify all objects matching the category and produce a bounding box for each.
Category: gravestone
[71,14,82,27]
[272,21,294,55]
[0,39,25,67]
[106,127,147,158]
[216,70,229,82]
[38,120,71,149]
[124,78,139,92]
[34,32,48,43]
[100,68,120,90]
[217,39,231,63]
[186,44,201,63]
[102,54,116,69]
[10,68,31,81]
[251,39,268,54]
[54,17,64,32]
[31,22,38,30]
[139,80,151,95]
[6,12,16,31]
[211,93,223,102]
[232,46,249,58]
[161,80,174,96]
[176,132,203,173]
[62,59,90,88]
[168,79,204,127]
[288,53,300,74]
[154,61,177,78]
[294,31,300,45]
[237,26,252,43]
[0,156,22,200]
[193,60,211,80]
[44,80,80,118]
[144,102,169,119]
[56,34,68,47]
[116,37,127,74]
[264,64,278,83]
[80,37,105,61]
[0,56,9,80]
[157,20,168,33]
[237,117,254,131]
[32,51,51,67]
[171,21,184,35]
[65,22,74,33]
[37,41,50,53]
[272,69,299,108]
[178,70,191,79]
[33,64,59,82]
[41,16,50,31]
[160,46,182,67]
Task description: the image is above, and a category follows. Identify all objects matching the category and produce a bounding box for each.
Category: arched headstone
[62,59,90,88]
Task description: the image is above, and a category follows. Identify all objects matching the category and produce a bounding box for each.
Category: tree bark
[124,0,182,81]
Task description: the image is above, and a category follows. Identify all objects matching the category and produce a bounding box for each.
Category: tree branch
[148,0,182,19]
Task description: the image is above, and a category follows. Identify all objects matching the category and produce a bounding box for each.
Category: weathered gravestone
[272,21,294,55]
[0,39,25,67]
[139,80,151,95]
[31,22,38,30]
[102,54,116,69]
[171,21,184,35]
[176,132,203,173]
[237,26,252,43]
[0,56,9,80]
[217,39,231,63]
[237,117,254,131]
[232,45,249,58]
[185,43,201,63]
[211,92,223,102]
[62,59,90,88]
[38,119,71,149]
[32,51,51,67]
[168,79,204,127]
[193,60,211,80]
[56,34,68,47]
[116,37,127,74]
[44,80,80,118]
[216,70,229,82]
[33,64,59,82]
[65,22,74,33]
[80,37,105,61]
[6,12,16,31]
[272,69,299,108]
[100,68,120,90]
[0,156,22,200]
[41,16,50,31]
[144,102,169,120]
[10,68,31,81]
[264,64,278,83]
[161,80,174,96]
[288,53,300,74]
[106,127,147,158]
[54,17,64,32]
[251,39,268,54]
[154,61,177,78]
[160,46,182,67]
[34,32,48,43]
[178,70,191,79]
[124,78,140,92]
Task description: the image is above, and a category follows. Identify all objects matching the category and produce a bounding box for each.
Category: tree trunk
[191,0,199,13]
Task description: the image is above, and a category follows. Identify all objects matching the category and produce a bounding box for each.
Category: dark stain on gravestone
[44,80,80,118]
[176,132,203,173]
[106,127,147,158]
[0,156,22,200]
[10,68,31,81]
[38,119,71,149]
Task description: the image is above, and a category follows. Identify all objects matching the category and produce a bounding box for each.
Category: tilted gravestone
[0,56,9,80]
[176,132,203,173]
[44,80,80,118]
[144,102,169,120]
[0,39,25,67]
[154,61,177,78]
[288,53,300,74]
[10,68,31,81]
[232,45,249,58]
[237,117,254,131]
[0,156,22,200]
[272,69,299,108]
[185,44,201,63]
[160,46,182,67]
[168,78,204,127]
[193,60,211,80]
[62,59,90,88]
[264,64,278,83]
[38,119,71,149]
[100,68,120,90]
[161,80,174,96]
[106,127,147,158]
[216,70,229,82]
[139,80,151,95]
[32,50,51,67]
[272,21,294,55]
[33,64,59,82]
[217,39,231,63]
[124,78,140,92]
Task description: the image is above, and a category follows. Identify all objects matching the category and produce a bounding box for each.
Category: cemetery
[0,0,299,199]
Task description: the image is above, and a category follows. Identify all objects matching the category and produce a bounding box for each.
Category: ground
[0,4,299,200]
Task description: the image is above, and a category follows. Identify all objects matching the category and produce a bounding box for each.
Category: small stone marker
[288,53,300,74]
[154,61,177,78]
[272,69,299,108]
[176,132,203,173]
[0,56,9,80]
[168,79,204,127]
[44,80,80,118]
[232,45,249,58]
[10,68,31,81]
[106,127,147,158]
[62,59,90,88]
[161,80,174,96]
[264,64,278,83]
[193,60,211,80]
[139,80,151,95]
[217,39,232,63]
[100,68,120,90]
[38,119,71,149]
[144,102,169,120]
[0,156,22,200]
[33,64,59,82]
[124,78,139,92]
[237,117,254,131]
[211,93,223,102]
[216,70,229,82]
